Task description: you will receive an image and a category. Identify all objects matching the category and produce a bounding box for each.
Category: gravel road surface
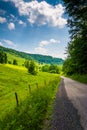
[51,77,87,130]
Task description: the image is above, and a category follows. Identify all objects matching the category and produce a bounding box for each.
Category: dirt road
[51,76,87,130]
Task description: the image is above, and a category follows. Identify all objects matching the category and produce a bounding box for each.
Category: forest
[63,0,87,75]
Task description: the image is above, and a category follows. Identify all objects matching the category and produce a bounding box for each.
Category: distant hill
[0,46,64,64]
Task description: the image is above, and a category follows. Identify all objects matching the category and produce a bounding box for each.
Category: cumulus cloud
[8,22,15,30]
[35,38,60,55]
[3,39,16,46]
[4,0,67,28]
[0,16,7,23]
[35,46,47,54]
[40,39,60,47]
[18,20,26,26]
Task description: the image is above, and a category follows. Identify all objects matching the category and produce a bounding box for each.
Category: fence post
[15,92,19,106]
[29,84,31,94]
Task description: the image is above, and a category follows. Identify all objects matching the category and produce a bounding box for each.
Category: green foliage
[24,60,30,68]
[42,64,60,74]
[13,59,18,65]
[49,64,60,74]
[62,58,75,75]
[63,0,87,75]
[8,61,12,64]
[70,74,87,84]
[28,61,38,75]
[0,51,7,64]
[63,0,87,39]
[41,64,49,72]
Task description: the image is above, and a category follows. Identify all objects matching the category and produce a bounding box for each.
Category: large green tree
[63,0,87,74]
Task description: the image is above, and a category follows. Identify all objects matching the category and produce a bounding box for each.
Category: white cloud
[40,39,60,47]
[35,38,60,55]
[18,20,26,26]
[0,16,7,23]
[0,42,3,46]
[40,40,49,47]
[3,39,15,46]
[35,46,47,55]
[8,22,15,30]
[4,0,67,28]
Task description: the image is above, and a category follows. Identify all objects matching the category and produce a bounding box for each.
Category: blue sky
[0,0,69,59]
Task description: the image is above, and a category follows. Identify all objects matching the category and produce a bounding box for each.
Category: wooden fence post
[29,84,31,93]
[15,92,19,106]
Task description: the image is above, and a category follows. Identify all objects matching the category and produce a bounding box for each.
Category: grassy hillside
[7,53,25,66]
[0,64,60,129]
[0,46,64,64]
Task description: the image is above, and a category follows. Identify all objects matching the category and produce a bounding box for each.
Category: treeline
[0,46,64,64]
[24,60,60,74]
[63,0,87,75]
[42,64,60,74]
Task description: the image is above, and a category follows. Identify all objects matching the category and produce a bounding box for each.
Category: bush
[24,60,29,68]
[42,65,49,72]
[49,64,60,74]
[28,61,38,75]
[13,59,18,65]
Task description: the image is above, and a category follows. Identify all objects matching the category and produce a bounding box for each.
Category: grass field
[7,53,25,66]
[0,64,60,129]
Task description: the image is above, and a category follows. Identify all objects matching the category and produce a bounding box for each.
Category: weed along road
[51,76,87,130]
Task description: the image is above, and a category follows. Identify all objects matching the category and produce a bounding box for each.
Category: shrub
[28,61,37,75]
[13,59,18,65]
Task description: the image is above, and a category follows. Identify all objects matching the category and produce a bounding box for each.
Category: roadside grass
[0,63,60,129]
[70,74,87,84]
[0,78,60,130]
[63,73,87,84]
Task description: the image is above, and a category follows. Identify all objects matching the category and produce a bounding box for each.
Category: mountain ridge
[0,46,64,64]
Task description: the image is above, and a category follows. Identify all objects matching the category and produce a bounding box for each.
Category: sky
[0,0,69,59]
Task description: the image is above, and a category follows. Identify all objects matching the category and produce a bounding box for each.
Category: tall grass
[0,77,60,130]
[0,64,60,129]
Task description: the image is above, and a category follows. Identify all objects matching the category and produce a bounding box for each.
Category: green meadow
[7,53,25,66]
[0,63,60,130]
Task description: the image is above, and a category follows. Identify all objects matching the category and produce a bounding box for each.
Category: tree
[28,61,37,75]
[24,60,29,68]
[49,64,60,74]
[41,65,49,72]
[63,0,87,39]
[0,51,7,64]
[13,59,18,65]
[63,0,87,74]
